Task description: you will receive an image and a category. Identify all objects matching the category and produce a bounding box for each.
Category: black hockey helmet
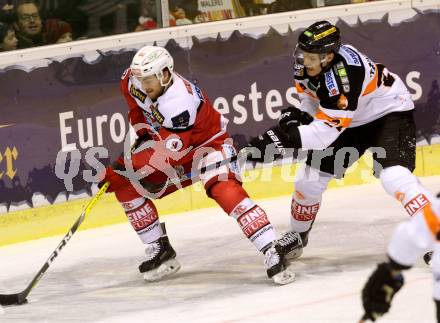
[297,21,341,54]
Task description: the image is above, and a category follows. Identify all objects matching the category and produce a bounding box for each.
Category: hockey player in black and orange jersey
[247,21,439,262]
[360,194,440,322]
[99,45,296,284]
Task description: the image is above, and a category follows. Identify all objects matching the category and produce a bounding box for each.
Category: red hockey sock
[117,195,163,244]
[210,180,275,251]
[209,179,249,214]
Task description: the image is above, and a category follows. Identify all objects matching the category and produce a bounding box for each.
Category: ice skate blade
[143,259,181,282]
[272,266,296,285]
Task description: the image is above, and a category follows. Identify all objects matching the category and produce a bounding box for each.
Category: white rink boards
[1,176,439,323]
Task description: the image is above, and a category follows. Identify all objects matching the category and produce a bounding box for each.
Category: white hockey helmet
[130,45,174,87]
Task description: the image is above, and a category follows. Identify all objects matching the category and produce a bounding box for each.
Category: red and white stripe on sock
[230,198,275,251]
[122,197,163,244]
[290,190,320,233]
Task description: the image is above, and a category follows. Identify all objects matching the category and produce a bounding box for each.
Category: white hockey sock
[289,165,331,233]
[381,166,437,217]
[121,197,163,244]
[290,191,321,233]
[230,198,276,251]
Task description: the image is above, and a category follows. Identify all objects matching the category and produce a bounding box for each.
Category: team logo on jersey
[325,70,339,97]
[130,84,146,103]
[194,85,204,101]
[182,78,193,95]
[339,46,361,66]
[144,110,161,132]
[334,63,350,93]
[166,138,184,152]
[337,67,347,77]
[337,94,348,110]
[365,56,376,77]
[151,107,164,124]
[340,76,349,84]
[171,110,190,129]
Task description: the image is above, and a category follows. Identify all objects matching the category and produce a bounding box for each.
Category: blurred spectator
[239,0,265,16]
[0,21,17,51]
[267,0,312,13]
[0,2,14,22]
[44,17,72,44]
[14,0,45,48]
[135,15,157,30]
[78,0,141,37]
[135,0,157,31]
[323,0,351,6]
[169,4,192,26]
[169,0,203,23]
[37,0,88,39]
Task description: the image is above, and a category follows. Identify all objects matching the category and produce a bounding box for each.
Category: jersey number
[376,64,395,88]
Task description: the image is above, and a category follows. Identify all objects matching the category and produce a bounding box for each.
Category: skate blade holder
[272,266,296,285]
[143,259,181,282]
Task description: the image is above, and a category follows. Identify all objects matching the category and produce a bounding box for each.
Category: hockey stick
[0,182,110,306]
[0,153,243,306]
[119,150,249,194]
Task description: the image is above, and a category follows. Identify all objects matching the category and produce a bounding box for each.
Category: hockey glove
[246,126,291,163]
[361,262,404,321]
[279,106,314,132]
[131,133,152,153]
[98,133,154,192]
[98,156,128,192]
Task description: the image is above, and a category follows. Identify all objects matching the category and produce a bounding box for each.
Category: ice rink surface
[1,176,439,323]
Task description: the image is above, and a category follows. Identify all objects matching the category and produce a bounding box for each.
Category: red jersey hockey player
[360,194,440,322]
[99,45,296,284]
[247,21,439,263]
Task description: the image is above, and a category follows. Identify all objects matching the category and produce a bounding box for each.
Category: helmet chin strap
[158,70,173,87]
[154,71,173,98]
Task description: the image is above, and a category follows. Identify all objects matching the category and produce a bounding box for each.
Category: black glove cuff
[387,256,412,271]
[285,126,302,149]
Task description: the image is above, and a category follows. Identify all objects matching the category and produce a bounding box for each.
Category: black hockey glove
[361,262,405,322]
[246,126,291,163]
[131,133,152,152]
[278,106,314,132]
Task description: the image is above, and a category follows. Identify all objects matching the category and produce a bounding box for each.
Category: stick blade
[0,293,27,306]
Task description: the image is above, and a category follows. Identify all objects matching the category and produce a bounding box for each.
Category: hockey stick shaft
[139,152,242,194]
[0,182,109,306]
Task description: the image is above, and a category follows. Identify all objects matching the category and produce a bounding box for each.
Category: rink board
[0,143,439,247]
[1,1,439,246]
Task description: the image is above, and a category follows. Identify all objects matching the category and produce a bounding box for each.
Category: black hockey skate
[263,242,296,285]
[277,230,309,261]
[139,235,181,282]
